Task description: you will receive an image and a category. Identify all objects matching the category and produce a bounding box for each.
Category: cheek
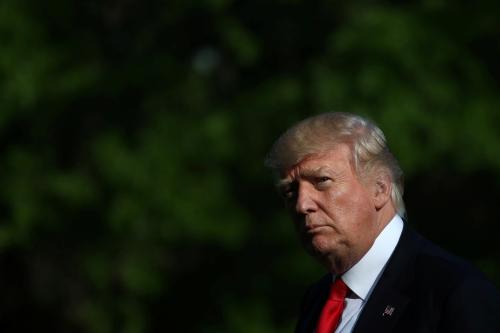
[325,186,374,228]
[344,183,373,211]
[324,187,358,216]
[348,193,377,236]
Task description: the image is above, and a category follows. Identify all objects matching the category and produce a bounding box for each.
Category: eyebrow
[276,167,333,188]
[301,166,330,178]
[276,178,293,189]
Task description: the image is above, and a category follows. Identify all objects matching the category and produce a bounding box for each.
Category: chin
[305,236,347,269]
[308,235,336,257]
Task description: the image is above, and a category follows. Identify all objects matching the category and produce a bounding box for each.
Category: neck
[326,206,397,275]
[377,204,397,233]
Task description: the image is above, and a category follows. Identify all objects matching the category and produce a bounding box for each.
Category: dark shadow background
[0,1,499,332]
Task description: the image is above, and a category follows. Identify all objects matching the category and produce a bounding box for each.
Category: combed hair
[265,112,406,217]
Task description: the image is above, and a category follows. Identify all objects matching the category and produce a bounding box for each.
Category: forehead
[280,144,354,180]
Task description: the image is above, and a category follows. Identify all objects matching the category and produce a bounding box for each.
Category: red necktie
[316,278,348,333]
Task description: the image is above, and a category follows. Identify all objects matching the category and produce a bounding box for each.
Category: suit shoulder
[413,232,491,286]
[411,230,500,316]
[392,227,500,331]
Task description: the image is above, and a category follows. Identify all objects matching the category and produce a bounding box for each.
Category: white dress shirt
[334,214,404,333]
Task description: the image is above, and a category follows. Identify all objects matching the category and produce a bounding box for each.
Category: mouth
[305,225,329,234]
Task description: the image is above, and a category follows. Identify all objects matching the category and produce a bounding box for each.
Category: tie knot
[329,278,348,301]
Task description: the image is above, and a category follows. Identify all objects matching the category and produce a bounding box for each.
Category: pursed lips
[304,224,329,233]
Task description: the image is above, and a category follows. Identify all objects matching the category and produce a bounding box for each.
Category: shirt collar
[339,214,404,300]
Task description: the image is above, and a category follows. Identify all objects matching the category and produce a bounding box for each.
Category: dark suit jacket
[295,224,500,333]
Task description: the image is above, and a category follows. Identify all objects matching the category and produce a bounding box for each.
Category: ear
[372,171,392,210]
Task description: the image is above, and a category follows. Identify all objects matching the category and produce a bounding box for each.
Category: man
[265,112,499,333]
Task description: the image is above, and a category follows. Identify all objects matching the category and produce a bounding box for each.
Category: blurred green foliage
[0,0,499,332]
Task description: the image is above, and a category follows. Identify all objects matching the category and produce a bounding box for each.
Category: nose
[295,183,318,215]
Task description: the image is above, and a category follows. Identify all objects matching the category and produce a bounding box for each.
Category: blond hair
[265,112,405,216]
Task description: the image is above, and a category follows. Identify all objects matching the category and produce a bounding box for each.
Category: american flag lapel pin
[382,305,395,317]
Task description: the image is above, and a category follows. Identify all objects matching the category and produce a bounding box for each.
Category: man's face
[279,144,381,273]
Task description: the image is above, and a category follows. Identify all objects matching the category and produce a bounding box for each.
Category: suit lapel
[352,225,421,333]
[295,275,331,333]
[352,283,410,332]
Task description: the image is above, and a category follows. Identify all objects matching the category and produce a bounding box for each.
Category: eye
[283,189,296,199]
[280,183,298,200]
[315,176,331,189]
